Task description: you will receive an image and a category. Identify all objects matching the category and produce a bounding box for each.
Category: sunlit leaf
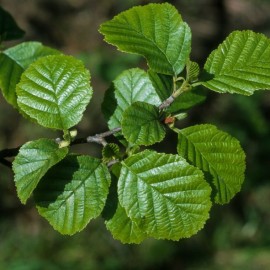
[186,60,200,82]
[102,68,162,134]
[106,203,147,244]
[16,55,92,129]
[100,3,191,75]
[148,70,173,101]
[167,87,206,113]
[177,124,246,204]
[13,139,68,204]
[203,31,270,95]
[118,150,212,240]
[102,143,120,163]
[34,155,111,235]
[0,42,60,107]
[122,102,165,145]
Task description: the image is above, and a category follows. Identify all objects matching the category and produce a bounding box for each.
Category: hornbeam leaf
[99,3,191,75]
[167,86,206,114]
[16,55,92,130]
[177,124,246,204]
[0,42,60,107]
[106,203,147,244]
[186,60,200,82]
[102,143,120,163]
[203,30,270,95]
[34,155,111,235]
[13,139,68,204]
[122,102,165,146]
[102,68,162,133]
[118,150,212,240]
[148,70,173,101]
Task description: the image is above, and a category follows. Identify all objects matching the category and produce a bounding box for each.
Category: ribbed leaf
[16,55,92,130]
[34,155,111,235]
[100,3,191,75]
[106,203,147,244]
[148,70,173,101]
[102,68,162,132]
[122,102,165,146]
[203,31,270,95]
[186,60,200,82]
[13,139,68,204]
[118,150,212,240]
[177,124,246,204]
[102,143,120,163]
[0,7,25,41]
[0,42,60,107]
[167,87,206,113]
[167,87,206,114]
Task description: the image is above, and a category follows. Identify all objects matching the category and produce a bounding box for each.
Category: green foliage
[16,55,92,129]
[202,31,270,95]
[118,150,211,241]
[102,143,120,163]
[34,155,111,235]
[0,2,269,243]
[106,203,147,244]
[122,102,165,146]
[99,3,191,75]
[102,68,162,136]
[177,124,246,204]
[0,42,60,107]
[13,139,68,204]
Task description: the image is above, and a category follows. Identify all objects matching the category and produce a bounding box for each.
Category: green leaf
[186,60,200,82]
[202,30,270,95]
[118,150,211,240]
[0,42,60,107]
[16,55,92,130]
[13,139,68,204]
[102,68,162,133]
[122,102,165,146]
[34,155,111,235]
[177,124,246,204]
[102,143,120,163]
[106,203,147,244]
[99,3,191,75]
[167,87,206,113]
[148,70,173,101]
[0,7,25,41]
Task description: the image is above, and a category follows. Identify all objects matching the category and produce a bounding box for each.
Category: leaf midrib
[179,131,229,192]
[120,10,181,72]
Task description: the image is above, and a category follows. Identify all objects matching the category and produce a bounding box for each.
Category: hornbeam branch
[0,127,122,168]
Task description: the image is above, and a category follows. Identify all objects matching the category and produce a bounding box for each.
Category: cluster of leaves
[0,3,270,244]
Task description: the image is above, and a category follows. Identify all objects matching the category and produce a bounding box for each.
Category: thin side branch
[71,127,122,146]
[158,96,175,110]
[86,127,122,146]
[0,128,122,168]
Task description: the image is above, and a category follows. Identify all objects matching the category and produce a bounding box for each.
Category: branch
[72,127,122,146]
[158,96,175,110]
[158,77,192,111]
[0,128,122,168]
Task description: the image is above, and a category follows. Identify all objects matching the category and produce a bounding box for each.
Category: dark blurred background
[1,0,270,269]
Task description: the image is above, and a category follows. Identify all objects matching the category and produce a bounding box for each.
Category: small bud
[70,129,78,138]
[175,113,187,120]
[58,140,70,148]
[164,116,175,124]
